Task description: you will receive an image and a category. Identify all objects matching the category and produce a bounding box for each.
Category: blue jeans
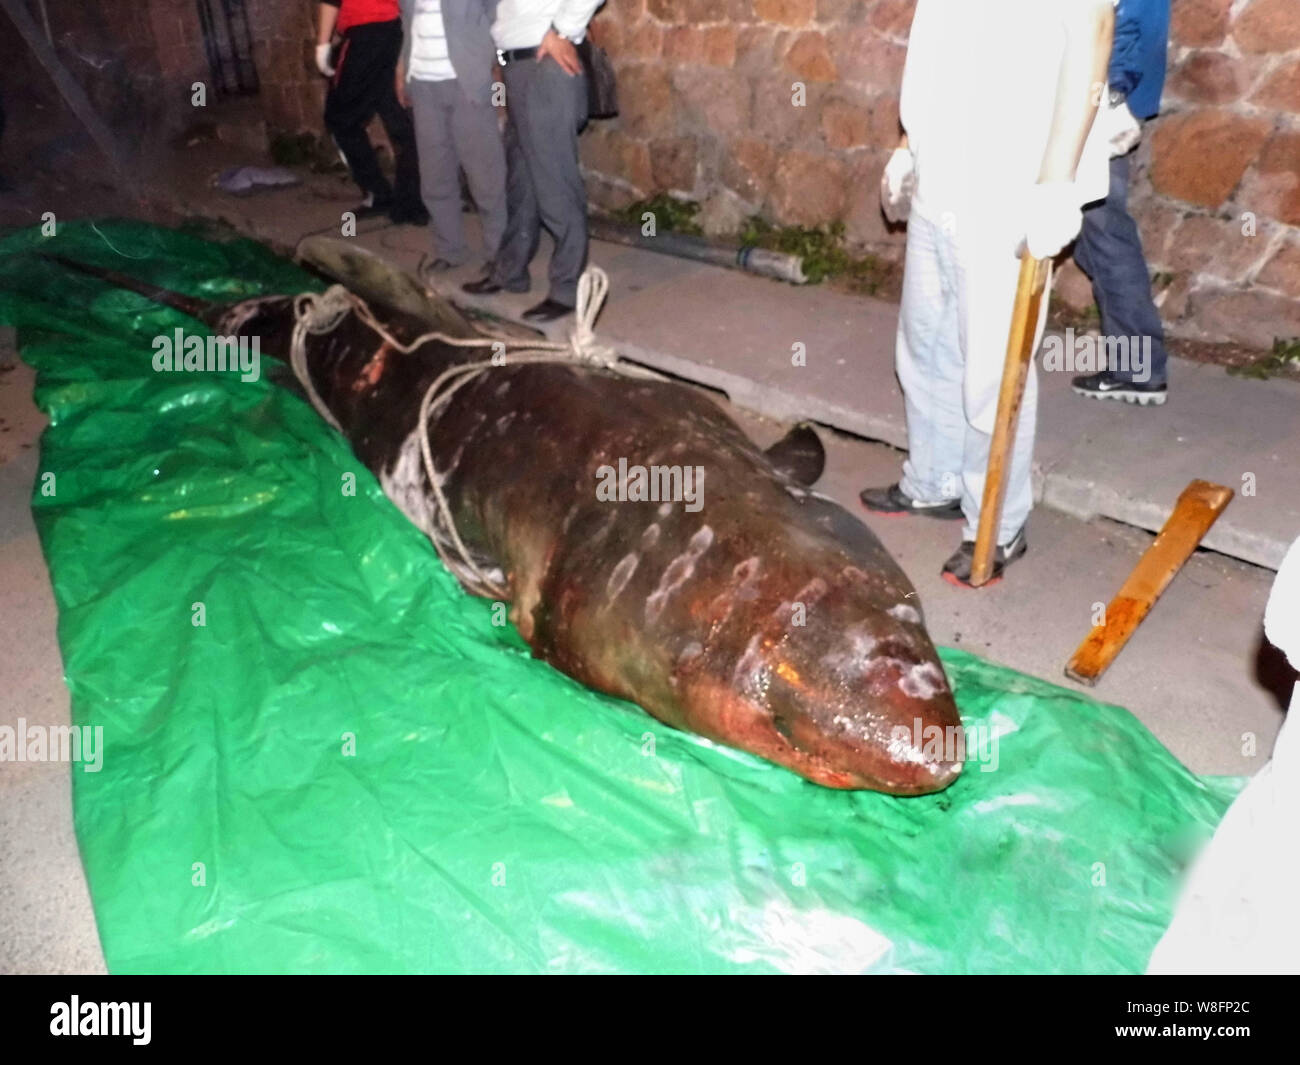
[1073,153,1168,385]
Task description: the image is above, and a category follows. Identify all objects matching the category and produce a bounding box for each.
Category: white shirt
[900,0,1114,224]
[491,0,601,51]
[409,0,457,81]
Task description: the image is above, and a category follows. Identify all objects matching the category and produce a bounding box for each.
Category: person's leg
[1074,190,1102,282]
[957,237,1042,547]
[372,23,424,217]
[961,367,1038,547]
[1073,154,1168,385]
[452,88,508,264]
[411,79,470,264]
[490,62,542,293]
[324,28,394,205]
[507,57,589,306]
[896,213,966,508]
[0,86,8,190]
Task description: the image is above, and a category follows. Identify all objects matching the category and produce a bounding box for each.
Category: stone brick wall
[0,0,324,145]
[144,0,325,138]
[585,0,913,245]
[1133,0,1300,347]
[0,0,181,144]
[143,0,210,120]
[246,0,329,135]
[585,0,1300,348]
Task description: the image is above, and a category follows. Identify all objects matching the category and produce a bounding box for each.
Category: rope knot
[294,285,355,336]
[567,266,614,366]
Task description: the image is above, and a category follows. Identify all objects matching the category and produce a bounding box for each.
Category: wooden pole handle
[970,252,1051,586]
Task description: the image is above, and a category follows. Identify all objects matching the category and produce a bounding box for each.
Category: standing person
[0,87,9,193]
[461,0,601,323]
[396,0,508,279]
[860,0,1115,587]
[1147,534,1300,975]
[1071,0,1171,406]
[316,0,428,225]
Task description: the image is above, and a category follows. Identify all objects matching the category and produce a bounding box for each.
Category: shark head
[680,569,964,794]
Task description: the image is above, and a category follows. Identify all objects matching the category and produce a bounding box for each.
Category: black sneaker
[1071,371,1167,406]
[860,483,963,520]
[941,527,1028,588]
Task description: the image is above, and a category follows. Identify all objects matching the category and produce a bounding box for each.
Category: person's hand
[395,62,409,108]
[538,28,582,76]
[880,146,915,224]
[1105,99,1141,157]
[1021,182,1083,260]
[315,43,335,77]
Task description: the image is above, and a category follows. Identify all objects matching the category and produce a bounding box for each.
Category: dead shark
[44,242,963,794]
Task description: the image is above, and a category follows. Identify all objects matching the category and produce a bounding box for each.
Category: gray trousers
[493,57,589,305]
[408,77,507,265]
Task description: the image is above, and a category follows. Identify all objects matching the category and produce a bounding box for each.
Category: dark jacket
[398,0,499,105]
[1109,0,1170,120]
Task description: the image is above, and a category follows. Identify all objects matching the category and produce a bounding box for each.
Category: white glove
[1105,99,1141,157]
[1021,182,1083,260]
[315,43,336,77]
[880,147,916,224]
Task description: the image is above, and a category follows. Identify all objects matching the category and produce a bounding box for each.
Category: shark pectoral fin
[763,422,826,487]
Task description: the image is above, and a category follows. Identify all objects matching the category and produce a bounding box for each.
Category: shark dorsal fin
[764,422,825,487]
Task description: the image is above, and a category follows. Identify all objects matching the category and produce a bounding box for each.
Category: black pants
[324,19,420,211]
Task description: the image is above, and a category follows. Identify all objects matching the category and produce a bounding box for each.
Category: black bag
[578,37,618,120]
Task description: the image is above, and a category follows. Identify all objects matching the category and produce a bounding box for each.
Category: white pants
[895,209,1046,545]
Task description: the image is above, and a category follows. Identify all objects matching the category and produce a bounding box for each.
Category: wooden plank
[1065,479,1234,685]
[970,252,1051,586]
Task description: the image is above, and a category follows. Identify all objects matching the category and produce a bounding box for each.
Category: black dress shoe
[462,275,505,296]
[351,196,392,219]
[522,298,574,323]
[389,201,430,225]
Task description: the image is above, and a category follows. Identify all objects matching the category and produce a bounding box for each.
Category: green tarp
[0,221,1241,973]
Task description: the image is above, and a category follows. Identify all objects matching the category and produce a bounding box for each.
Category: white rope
[289,265,653,598]
[290,288,351,432]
